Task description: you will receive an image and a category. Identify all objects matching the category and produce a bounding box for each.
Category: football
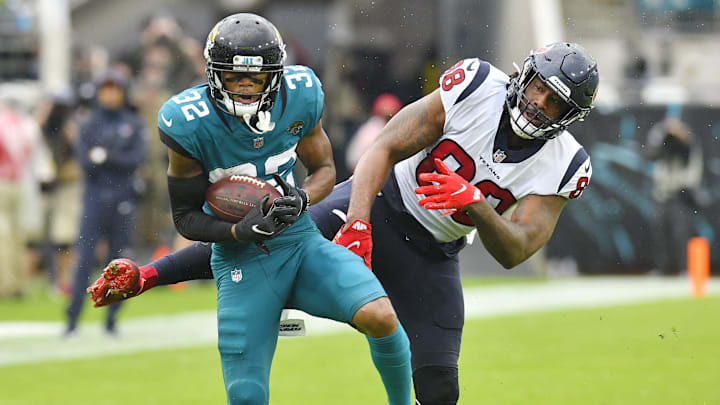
[206,175,281,222]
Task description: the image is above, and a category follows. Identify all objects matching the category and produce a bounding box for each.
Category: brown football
[206,175,281,222]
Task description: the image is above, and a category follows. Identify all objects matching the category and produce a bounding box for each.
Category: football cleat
[87,259,155,307]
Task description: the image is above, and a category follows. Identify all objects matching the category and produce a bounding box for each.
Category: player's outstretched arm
[415,157,568,269]
[466,193,567,269]
[334,91,444,266]
[345,89,445,225]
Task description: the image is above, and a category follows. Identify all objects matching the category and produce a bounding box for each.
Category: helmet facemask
[206,55,284,133]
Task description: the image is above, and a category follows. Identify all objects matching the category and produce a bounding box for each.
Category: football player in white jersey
[87,42,598,405]
[333,41,598,405]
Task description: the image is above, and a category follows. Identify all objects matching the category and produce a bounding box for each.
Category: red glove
[332,219,373,270]
[415,158,483,213]
[87,258,158,307]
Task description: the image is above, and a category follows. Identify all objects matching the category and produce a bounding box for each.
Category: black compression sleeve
[168,174,236,242]
[151,242,214,285]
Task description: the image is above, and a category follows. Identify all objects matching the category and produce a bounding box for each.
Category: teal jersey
[157,65,324,257]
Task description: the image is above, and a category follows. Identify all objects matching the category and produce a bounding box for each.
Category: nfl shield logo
[253,137,264,149]
[231,268,243,283]
[493,148,507,163]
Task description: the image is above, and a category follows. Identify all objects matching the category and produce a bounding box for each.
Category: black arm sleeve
[168,174,236,242]
[151,242,214,286]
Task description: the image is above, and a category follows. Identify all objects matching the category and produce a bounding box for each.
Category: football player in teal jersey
[146,13,410,405]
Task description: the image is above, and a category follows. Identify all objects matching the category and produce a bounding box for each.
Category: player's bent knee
[226,379,268,405]
[413,365,459,405]
[352,297,398,338]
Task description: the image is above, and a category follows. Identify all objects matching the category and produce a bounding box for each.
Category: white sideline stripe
[464,276,720,317]
[0,276,717,367]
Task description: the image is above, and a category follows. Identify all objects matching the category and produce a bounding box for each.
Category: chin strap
[243,111,276,134]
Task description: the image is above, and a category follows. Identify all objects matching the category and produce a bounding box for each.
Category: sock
[137,266,159,293]
[366,322,412,405]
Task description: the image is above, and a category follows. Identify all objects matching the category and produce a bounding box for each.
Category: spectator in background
[623,38,648,82]
[321,48,366,181]
[643,116,703,276]
[345,93,402,172]
[35,89,82,294]
[65,70,147,335]
[0,97,44,299]
[125,14,205,93]
[127,13,205,248]
[72,44,110,109]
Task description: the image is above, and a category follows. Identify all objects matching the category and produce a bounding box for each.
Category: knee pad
[413,365,459,405]
[225,379,268,405]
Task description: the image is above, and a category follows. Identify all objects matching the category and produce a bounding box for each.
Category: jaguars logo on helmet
[204,13,287,134]
[506,42,599,140]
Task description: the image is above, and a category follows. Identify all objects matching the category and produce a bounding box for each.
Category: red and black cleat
[87,258,142,307]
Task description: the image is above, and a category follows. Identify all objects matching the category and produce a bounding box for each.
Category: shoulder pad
[439,58,492,105]
[557,148,592,199]
[158,87,210,135]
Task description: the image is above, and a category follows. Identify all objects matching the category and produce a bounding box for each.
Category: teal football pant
[213,231,389,405]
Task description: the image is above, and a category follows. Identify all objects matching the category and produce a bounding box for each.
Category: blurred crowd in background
[1,0,720,301]
[0,4,414,300]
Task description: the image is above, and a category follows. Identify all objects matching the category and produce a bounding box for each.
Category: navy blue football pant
[311,175,465,372]
[66,191,135,331]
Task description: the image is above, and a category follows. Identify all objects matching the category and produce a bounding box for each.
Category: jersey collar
[493,112,547,163]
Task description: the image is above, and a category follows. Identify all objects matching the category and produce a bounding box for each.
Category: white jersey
[394,58,592,242]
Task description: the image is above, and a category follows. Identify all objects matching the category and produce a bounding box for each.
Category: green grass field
[1,279,719,404]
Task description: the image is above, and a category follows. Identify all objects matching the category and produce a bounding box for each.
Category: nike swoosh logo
[450,184,467,196]
[135,278,146,295]
[331,209,347,223]
[347,241,361,250]
[584,164,590,172]
[161,113,173,127]
[251,225,274,236]
[466,61,477,71]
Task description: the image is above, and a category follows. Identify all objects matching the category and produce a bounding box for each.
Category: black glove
[232,194,296,245]
[272,174,309,226]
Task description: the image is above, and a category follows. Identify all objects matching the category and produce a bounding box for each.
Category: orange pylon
[687,237,710,297]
